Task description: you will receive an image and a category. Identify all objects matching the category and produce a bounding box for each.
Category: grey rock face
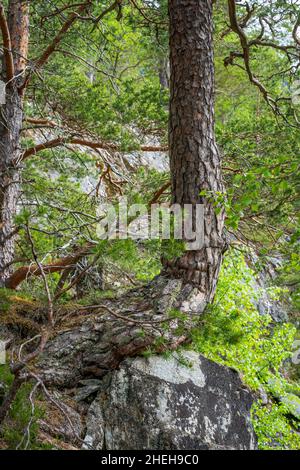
[83,351,257,450]
[256,289,289,323]
[249,255,290,323]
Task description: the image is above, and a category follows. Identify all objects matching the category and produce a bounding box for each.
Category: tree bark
[0,1,29,286]
[163,0,225,312]
[34,0,226,388]
[1,1,227,392]
[0,87,22,285]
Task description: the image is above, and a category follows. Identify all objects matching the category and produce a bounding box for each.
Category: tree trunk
[0,88,23,285]
[0,1,29,286]
[34,0,226,388]
[163,0,225,313]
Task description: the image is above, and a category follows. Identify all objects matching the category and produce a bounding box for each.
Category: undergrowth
[192,251,299,450]
[0,365,50,449]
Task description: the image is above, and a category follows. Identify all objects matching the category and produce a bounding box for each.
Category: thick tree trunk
[0,88,23,285]
[163,0,225,313]
[33,0,226,388]
[1,0,226,392]
[0,1,29,286]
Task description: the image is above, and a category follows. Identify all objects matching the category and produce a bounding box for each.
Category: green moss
[0,289,12,313]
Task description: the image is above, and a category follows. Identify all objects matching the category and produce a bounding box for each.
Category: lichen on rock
[82,351,257,450]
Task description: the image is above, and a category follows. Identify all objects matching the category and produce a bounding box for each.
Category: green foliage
[252,402,300,450]
[161,238,186,262]
[192,250,299,449]
[101,238,161,282]
[0,366,47,450]
[2,0,299,451]
[0,289,12,313]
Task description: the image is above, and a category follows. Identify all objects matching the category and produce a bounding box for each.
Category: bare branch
[227,0,278,113]
[23,117,57,128]
[5,243,94,289]
[148,181,171,207]
[53,252,101,301]
[25,224,54,327]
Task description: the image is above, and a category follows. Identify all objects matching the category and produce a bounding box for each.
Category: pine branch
[21,137,168,161]
[34,2,90,70]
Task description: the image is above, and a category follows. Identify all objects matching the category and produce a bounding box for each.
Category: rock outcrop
[82,351,257,450]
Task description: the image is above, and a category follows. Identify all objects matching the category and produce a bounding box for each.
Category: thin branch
[29,372,94,449]
[16,381,40,450]
[20,1,90,92]
[25,224,54,326]
[148,181,171,207]
[40,2,88,22]
[54,252,101,301]
[79,303,172,326]
[227,0,278,113]
[23,117,57,128]
[93,0,123,27]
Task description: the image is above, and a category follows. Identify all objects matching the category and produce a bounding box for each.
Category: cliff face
[81,352,257,450]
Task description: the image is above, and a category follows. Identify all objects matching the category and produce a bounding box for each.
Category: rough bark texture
[31,0,226,387]
[163,0,225,312]
[0,4,258,449]
[0,1,29,286]
[0,88,24,286]
[7,0,29,77]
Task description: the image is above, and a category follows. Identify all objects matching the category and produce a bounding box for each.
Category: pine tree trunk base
[36,276,209,388]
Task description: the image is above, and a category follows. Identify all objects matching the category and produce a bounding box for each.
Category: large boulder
[83,351,257,450]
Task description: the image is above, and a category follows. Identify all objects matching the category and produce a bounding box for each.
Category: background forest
[0,0,300,450]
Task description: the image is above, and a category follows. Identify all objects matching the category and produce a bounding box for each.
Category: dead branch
[227,0,277,112]
[21,136,168,161]
[25,224,54,326]
[23,117,57,128]
[53,252,101,301]
[16,381,40,450]
[226,0,300,125]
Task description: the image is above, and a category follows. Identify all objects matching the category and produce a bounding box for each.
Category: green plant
[0,366,47,450]
[191,250,299,449]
